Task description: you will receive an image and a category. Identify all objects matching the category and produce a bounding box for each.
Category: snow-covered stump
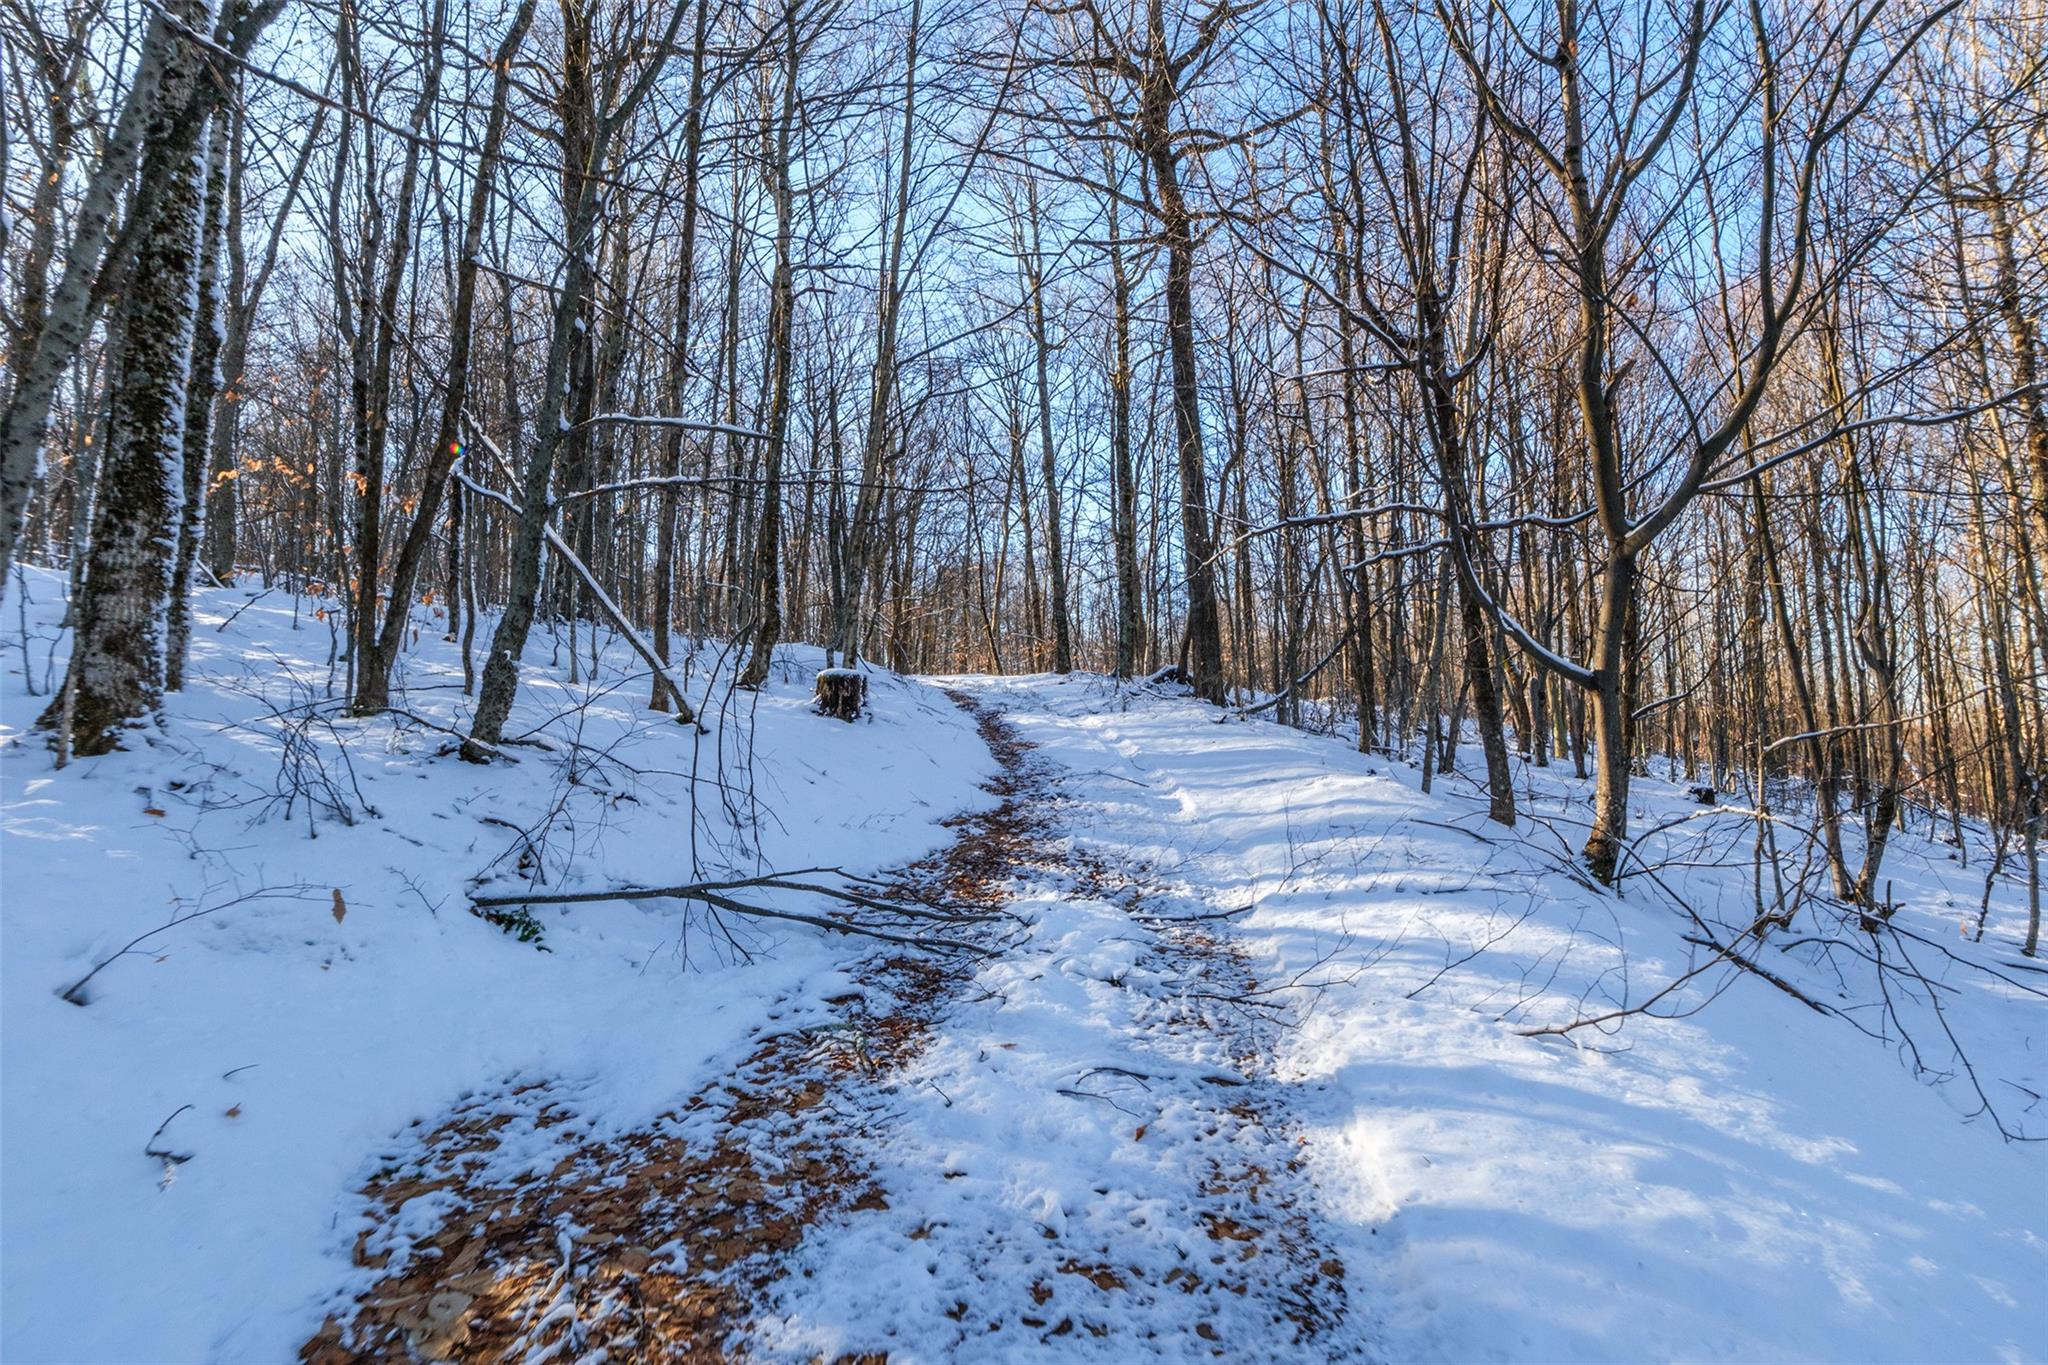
[815,667,866,722]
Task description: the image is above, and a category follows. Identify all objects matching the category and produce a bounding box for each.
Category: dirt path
[302,688,1353,1361]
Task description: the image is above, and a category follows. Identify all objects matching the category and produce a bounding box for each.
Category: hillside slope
[4,573,2043,1363]
[1,572,994,1361]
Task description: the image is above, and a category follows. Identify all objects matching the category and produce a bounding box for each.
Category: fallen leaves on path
[302,695,1039,1363]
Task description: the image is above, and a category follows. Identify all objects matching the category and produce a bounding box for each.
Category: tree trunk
[465,0,605,755]
[835,0,920,668]
[1583,552,1636,883]
[1,2,284,594]
[737,8,803,690]
[1104,165,1142,678]
[165,111,231,691]
[651,0,712,708]
[1023,179,1072,674]
[1148,145,1226,705]
[362,0,532,714]
[38,15,211,752]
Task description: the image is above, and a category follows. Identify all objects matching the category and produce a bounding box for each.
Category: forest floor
[300,685,1358,1362]
[4,573,2045,1363]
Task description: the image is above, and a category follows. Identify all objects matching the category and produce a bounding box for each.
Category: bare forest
[2,0,2046,1356]
[5,0,2044,897]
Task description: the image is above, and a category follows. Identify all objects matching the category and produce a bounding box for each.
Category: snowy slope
[5,572,2043,1364]
[944,673,2045,1365]
[0,570,994,1362]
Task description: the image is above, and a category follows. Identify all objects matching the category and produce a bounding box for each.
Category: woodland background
[1,0,2043,904]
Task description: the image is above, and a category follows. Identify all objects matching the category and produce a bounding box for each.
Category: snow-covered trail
[10,584,2038,1365]
[294,677,1362,1362]
[750,675,1363,1361]
[771,671,2046,1365]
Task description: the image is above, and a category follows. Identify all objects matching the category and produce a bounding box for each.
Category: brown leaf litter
[301,693,1046,1363]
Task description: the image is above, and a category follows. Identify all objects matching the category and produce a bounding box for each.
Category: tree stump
[815,668,866,722]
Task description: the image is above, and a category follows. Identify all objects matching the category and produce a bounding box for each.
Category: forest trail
[8,600,2041,1365]
[301,678,1360,1363]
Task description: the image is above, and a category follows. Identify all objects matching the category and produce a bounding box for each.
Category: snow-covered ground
[1,570,993,1361]
[932,674,2045,1364]
[4,571,2043,1363]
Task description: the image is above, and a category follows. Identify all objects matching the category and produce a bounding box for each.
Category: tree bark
[1583,552,1636,884]
[165,110,230,691]
[38,6,212,752]
[651,0,713,708]
[1148,145,1226,704]
[359,0,533,715]
[1103,158,1143,678]
[0,0,282,596]
[465,0,607,755]
[835,0,920,668]
[737,6,804,690]
[1023,177,1073,674]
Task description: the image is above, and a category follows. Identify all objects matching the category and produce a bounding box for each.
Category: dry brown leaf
[1057,1260,1126,1291]
[143,808,167,818]
[1133,1124,1147,1141]
[332,889,347,924]
[225,1105,242,1118]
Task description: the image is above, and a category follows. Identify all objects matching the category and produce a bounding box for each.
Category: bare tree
[466,0,693,754]
[35,0,216,753]
[1430,0,1956,881]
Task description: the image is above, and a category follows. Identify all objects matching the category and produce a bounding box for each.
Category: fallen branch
[61,884,322,1005]
[212,587,275,633]
[678,889,992,956]
[471,871,995,920]
[1128,904,1254,924]
[145,1104,196,1170]
[469,869,1003,955]
[1682,933,1839,1016]
[736,875,1006,925]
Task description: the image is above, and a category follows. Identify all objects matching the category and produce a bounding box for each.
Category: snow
[753,887,1326,1360]
[0,568,993,1362]
[754,673,2044,1363]
[5,575,2044,1363]
[963,675,2045,1363]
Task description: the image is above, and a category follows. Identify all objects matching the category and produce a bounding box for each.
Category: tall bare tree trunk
[651,0,713,708]
[364,0,535,716]
[166,111,230,690]
[1104,156,1143,678]
[1148,143,1225,704]
[835,0,920,667]
[38,7,212,752]
[738,6,804,690]
[466,0,608,755]
[1023,177,1073,673]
